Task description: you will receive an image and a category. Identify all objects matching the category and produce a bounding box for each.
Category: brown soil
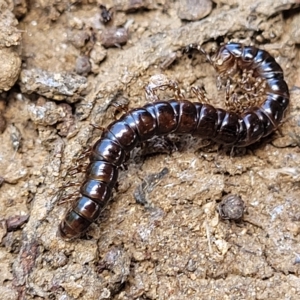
[1,0,300,299]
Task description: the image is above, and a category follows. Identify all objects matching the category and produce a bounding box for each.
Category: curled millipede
[59,42,289,238]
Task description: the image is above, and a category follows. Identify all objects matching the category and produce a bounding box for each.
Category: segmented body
[59,43,289,238]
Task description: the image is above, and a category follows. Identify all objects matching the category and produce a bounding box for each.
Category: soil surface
[1,0,300,299]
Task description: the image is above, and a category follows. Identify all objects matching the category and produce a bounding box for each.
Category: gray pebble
[19,69,88,103]
[218,194,245,220]
[75,55,91,75]
[100,27,128,48]
[177,0,213,21]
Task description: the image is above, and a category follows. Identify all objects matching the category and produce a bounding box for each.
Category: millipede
[59,42,290,239]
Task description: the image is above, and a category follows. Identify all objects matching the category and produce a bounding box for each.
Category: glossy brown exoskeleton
[59,43,289,238]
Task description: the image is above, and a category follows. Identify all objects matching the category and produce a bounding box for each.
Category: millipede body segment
[59,43,289,238]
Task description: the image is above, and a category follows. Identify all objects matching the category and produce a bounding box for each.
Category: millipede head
[211,46,237,75]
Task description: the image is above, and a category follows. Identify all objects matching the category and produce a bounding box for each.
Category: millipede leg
[224,79,241,113]
[109,95,129,119]
[90,124,106,131]
[67,162,89,176]
[63,146,91,177]
[111,107,128,119]
[145,74,185,101]
[225,79,231,105]
[57,183,81,205]
[58,192,80,205]
[184,43,213,66]
[191,86,210,103]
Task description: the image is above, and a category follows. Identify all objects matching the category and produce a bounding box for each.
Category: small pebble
[0,48,21,91]
[19,69,87,103]
[69,31,91,49]
[177,0,213,21]
[100,27,128,48]
[115,0,151,12]
[0,113,6,133]
[6,215,29,231]
[218,194,245,220]
[75,55,91,75]
[100,5,113,24]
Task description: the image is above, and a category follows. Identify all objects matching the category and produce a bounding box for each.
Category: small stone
[214,239,230,256]
[115,0,153,12]
[288,13,300,43]
[19,69,87,103]
[218,194,245,220]
[28,99,66,126]
[6,215,29,231]
[100,27,128,48]
[0,9,22,47]
[75,55,91,75]
[286,221,300,235]
[68,30,90,49]
[177,0,213,21]
[0,48,21,92]
[90,44,107,65]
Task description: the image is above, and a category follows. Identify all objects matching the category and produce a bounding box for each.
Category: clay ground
[1,0,300,299]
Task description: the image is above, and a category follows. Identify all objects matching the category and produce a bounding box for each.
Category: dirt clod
[177,0,213,21]
[75,55,91,75]
[0,48,21,92]
[19,69,88,102]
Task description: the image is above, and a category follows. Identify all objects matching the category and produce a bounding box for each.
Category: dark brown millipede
[59,42,289,238]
